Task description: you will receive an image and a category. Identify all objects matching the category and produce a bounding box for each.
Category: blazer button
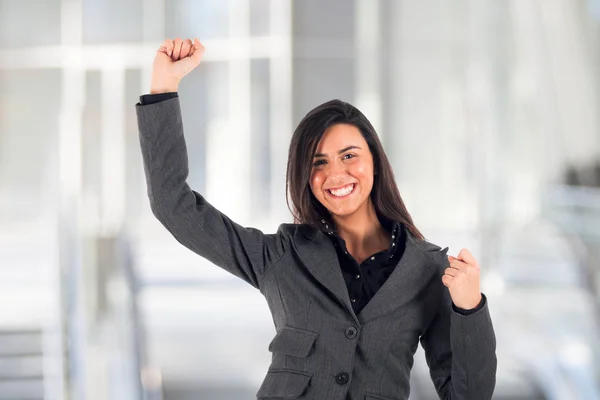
[345,326,358,339]
[335,372,349,385]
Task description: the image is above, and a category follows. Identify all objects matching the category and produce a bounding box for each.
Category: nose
[326,159,349,180]
[328,158,346,172]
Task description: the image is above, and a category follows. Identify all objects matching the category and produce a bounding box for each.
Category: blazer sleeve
[419,250,497,400]
[135,96,286,289]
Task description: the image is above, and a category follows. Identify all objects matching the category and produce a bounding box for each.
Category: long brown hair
[286,99,424,241]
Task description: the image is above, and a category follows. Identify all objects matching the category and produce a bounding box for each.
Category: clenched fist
[150,37,205,94]
[443,248,482,310]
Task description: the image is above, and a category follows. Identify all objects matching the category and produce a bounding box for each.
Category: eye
[343,153,356,160]
[313,159,327,167]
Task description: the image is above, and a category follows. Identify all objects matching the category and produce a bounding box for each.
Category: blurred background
[1,0,600,399]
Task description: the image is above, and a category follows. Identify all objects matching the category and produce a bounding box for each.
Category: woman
[136,38,497,400]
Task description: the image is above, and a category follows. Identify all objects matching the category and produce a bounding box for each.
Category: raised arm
[135,38,286,289]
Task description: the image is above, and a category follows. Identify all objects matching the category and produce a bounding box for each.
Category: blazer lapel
[295,225,359,324]
[357,231,445,323]
[293,224,447,326]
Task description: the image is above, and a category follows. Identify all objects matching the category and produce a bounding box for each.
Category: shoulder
[275,223,298,236]
[276,222,328,244]
[410,233,450,272]
[276,222,318,238]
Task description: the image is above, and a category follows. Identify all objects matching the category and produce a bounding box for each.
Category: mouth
[326,183,356,198]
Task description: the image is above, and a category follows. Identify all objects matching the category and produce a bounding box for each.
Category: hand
[443,248,482,310]
[150,37,205,94]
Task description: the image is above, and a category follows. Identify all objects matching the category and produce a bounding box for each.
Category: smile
[327,183,355,198]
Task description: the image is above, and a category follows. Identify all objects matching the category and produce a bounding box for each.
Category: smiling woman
[311,124,376,219]
[286,101,424,249]
[136,37,497,400]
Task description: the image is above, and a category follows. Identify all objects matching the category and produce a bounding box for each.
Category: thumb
[190,38,205,66]
[173,38,205,78]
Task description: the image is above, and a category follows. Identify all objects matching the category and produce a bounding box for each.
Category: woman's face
[310,123,375,220]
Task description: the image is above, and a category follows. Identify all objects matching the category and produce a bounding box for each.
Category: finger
[450,259,473,274]
[449,253,477,271]
[174,37,184,60]
[159,38,173,57]
[442,274,454,288]
[190,38,205,66]
[457,248,478,268]
[167,39,174,57]
[448,255,465,268]
[172,37,183,61]
[181,38,193,58]
[444,267,460,277]
[158,39,167,52]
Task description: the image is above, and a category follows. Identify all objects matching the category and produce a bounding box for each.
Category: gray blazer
[136,97,497,400]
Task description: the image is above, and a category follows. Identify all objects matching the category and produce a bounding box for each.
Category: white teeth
[329,184,354,197]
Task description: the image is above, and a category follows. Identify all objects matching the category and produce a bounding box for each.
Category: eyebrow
[314,145,361,158]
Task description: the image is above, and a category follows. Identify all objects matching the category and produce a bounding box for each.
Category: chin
[327,205,360,219]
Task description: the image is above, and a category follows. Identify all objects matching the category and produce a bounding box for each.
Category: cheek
[310,171,324,195]
[353,163,374,185]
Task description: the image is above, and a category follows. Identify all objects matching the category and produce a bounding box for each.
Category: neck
[331,200,388,256]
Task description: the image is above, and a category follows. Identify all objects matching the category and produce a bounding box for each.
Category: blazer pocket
[268,326,318,358]
[256,368,312,399]
[364,393,398,400]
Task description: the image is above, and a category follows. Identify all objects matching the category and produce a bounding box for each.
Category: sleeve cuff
[452,293,486,316]
[139,92,178,105]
